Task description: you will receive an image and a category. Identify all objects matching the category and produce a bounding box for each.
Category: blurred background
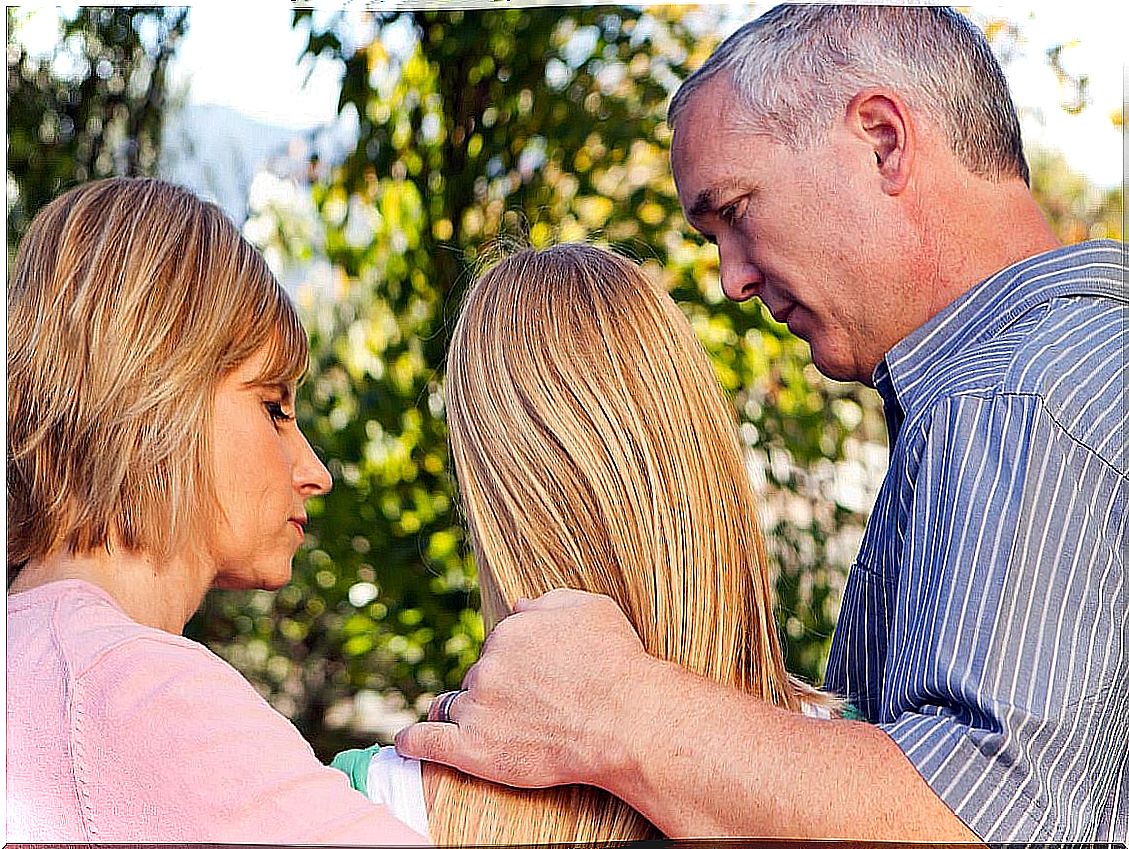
[6,3,1124,759]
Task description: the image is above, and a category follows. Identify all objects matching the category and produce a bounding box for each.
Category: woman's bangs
[251,296,309,386]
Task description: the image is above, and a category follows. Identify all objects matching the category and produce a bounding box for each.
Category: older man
[398,5,1127,841]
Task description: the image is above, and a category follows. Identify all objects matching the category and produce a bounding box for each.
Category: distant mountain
[160,103,299,224]
[159,102,358,225]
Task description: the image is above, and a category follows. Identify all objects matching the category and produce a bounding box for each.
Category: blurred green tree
[1029,145,1123,243]
[5,7,189,254]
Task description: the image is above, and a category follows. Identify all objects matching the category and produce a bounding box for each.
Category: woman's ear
[846,89,915,195]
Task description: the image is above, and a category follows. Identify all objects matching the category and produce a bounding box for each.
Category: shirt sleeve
[332,744,383,796]
[878,391,1128,842]
[71,635,430,845]
[365,746,431,841]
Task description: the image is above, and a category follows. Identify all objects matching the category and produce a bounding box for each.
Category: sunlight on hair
[432,244,831,843]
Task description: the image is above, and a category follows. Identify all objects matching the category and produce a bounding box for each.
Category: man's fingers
[394,588,649,791]
[461,658,482,691]
[448,688,472,724]
[394,720,462,766]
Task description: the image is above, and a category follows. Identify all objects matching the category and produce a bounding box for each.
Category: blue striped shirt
[824,240,1127,841]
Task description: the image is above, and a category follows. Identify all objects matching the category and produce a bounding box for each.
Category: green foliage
[5,7,189,252]
[1029,146,1123,243]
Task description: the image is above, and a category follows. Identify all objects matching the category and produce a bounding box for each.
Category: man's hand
[396,588,980,841]
[395,588,657,789]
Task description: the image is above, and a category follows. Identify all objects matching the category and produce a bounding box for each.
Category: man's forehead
[669,116,724,189]
[670,134,720,212]
[670,85,756,172]
[671,120,764,204]
[674,73,746,127]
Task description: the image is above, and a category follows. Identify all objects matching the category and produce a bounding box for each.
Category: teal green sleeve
[329,744,383,796]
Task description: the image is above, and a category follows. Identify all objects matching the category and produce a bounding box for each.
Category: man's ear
[846,89,914,195]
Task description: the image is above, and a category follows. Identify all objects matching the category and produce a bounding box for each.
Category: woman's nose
[294,430,333,496]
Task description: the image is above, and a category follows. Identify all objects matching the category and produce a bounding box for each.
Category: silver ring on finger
[427,689,466,724]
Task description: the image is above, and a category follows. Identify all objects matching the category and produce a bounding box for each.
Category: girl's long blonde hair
[435,244,820,843]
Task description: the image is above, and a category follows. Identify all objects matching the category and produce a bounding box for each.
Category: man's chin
[809,344,863,384]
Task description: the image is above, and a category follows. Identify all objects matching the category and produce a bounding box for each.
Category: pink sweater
[6,579,429,844]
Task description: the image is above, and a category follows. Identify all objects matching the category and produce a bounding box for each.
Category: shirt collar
[872,360,904,451]
[874,239,1126,446]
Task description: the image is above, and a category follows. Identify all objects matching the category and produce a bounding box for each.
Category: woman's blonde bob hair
[7,177,307,572]
[435,244,823,843]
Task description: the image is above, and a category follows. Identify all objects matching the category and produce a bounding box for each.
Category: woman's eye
[265,401,294,424]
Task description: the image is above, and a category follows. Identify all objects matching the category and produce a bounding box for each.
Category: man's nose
[718,237,763,302]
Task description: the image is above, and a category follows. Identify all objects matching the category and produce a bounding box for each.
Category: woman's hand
[395,587,658,790]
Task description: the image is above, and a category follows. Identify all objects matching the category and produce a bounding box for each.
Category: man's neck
[919,177,1061,322]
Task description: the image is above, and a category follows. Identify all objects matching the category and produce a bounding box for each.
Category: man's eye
[721,199,746,225]
[265,401,294,423]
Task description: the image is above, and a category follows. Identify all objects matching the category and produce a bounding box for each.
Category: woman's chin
[211,563,293,592]
[258,569,293,591]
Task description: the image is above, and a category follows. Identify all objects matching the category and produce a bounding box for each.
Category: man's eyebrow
[688,180,757,220]
[688,187,721,220]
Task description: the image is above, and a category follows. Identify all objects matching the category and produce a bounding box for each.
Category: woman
[335,244,835,842]
[6,177,426,844]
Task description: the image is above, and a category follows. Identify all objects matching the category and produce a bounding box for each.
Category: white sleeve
[365,746,432,841]
[801,700,833,720]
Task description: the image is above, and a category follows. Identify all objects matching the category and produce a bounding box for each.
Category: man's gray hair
[668,4,1029,185]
